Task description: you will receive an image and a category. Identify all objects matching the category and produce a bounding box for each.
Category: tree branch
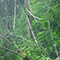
[13,0,16,30]
[0,47,22,58]
[0,35,22,52]
[26,8,44,22]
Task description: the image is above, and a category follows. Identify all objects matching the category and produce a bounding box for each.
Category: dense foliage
[0,0,60,60]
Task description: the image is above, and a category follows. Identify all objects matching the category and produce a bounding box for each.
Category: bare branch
[0,35,20,51]
[13,0,16,30]
[26,8,44,22]
[0,47,22,58]
[0,34,12,44]
[0,34,26,56]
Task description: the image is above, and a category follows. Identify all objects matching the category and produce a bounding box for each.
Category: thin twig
[0,47,22,58]
[0,35,20,50]
[0,34,12,44]
[13,0,16,30]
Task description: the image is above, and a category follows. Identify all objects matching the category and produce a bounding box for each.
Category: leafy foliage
[0,0,60,60]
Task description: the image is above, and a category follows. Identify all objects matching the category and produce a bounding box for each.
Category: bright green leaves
[0,56,4,60]
[32,20,36,24]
